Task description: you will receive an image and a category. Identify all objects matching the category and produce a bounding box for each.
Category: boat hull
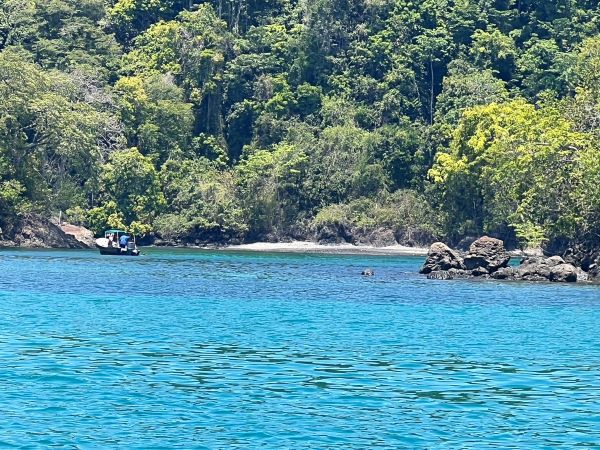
[97,245,140,256]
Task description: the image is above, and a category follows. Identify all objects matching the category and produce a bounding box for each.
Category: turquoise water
[1,248,600,448]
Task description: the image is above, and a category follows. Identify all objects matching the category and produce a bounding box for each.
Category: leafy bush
[312,190,439,245]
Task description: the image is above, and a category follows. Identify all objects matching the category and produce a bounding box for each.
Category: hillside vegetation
[2,0,600,249]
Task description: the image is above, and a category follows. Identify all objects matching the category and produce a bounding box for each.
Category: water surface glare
[1,248,599,448]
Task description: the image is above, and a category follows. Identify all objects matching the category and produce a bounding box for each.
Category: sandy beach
[222,241,429,256]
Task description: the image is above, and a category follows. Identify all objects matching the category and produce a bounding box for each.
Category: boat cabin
[105,229,126,246]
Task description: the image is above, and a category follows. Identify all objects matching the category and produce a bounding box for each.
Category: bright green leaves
[156,158,246,242]
[0,179,27,219]
[431,99,595,247]
[0,49,119,217]
[90,147,165,234]
[236,143,308,236]
[469,28,516,80]
[516,38,569,98]
[108,0,179,43]
[4,0,600,248]
[122,5,229,106]
[435,62,509,129]
[0,0,36,51]
[121,4,230,141]
[123,20,182,76]
[312,190,439,244]
[1,0,121,79]
[114,74,193,164]
[574,36,600,101]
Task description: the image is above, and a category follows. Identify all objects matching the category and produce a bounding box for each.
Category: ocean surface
[0,248,599,448]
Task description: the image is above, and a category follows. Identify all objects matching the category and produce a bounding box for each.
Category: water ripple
[0,248,599,447]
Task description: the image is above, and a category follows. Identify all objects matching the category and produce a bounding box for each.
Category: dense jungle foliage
[2,0,600,248]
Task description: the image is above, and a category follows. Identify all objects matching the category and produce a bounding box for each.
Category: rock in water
[589,261,600,282]
[513,256,578,283]
[463,236,510,273]
[422,238,581,283]
[492,267,517,280]
[427,269,473,280]
[420,242,465,274]
[549,263,578,283]
[516,257,552,281]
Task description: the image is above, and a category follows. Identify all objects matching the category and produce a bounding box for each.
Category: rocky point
[421,236,583,283]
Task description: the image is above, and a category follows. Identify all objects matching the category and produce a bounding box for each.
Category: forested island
[1,0,600,258]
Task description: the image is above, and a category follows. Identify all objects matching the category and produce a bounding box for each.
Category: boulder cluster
[562,245,600,282]
[420,236,582,283]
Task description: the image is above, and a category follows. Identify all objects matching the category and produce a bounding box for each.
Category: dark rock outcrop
[419,242,465,274]
[550,263,579,283]
[0,215,89,249]
[423,237,582,283]
[360,228,397,247]
[315,223,355,245]
[490,256,578,283]
[60,223,96,247]
[427,268,474,280]
[561,242,600,279]
[491,267,516,280]
[588,260,600,282]
[463,236,510,272]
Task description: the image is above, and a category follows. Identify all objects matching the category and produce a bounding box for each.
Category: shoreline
[218,241,429,256]
[0,239,429,255]
[0,238,430,255]
[0,236,543,259]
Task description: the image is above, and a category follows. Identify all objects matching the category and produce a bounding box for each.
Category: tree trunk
[430,58,434,125]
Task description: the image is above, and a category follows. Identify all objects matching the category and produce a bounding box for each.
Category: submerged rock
[419,242,465,274]
[427,268,478,280]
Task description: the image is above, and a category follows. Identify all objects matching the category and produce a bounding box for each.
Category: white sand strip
[221,241,428,256]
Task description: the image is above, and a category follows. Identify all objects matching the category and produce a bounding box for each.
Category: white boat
[95,229,140,256]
